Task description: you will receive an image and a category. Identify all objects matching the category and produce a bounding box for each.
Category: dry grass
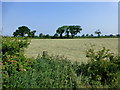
[25,38,118,62]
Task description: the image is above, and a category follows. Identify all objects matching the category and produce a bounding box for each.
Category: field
[25,38,118,62]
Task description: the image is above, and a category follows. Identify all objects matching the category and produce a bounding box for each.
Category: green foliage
[56,25,82,38]
[2,37,36,88]
[39,33,44,38]
[69,25,82,38]
[2,37,120,88]
[7,57,79,88]
[13,26,31,37]
[38,33,52,39]
[44,34,51,38]
[13,26,37,38]
[56,26,66,38]
[2,37,30,56]
[95,29,101,37]
[76,47,120,87]
[53,33,59,38]
[28,30,36,38]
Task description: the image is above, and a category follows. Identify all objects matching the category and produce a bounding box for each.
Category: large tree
[13,26,30,37]
[39,33,43,38]
[69,25,82,38]
[56,26,66,38]
[95,29,101,37]
[64,26,69,38]
[13,30,20,37]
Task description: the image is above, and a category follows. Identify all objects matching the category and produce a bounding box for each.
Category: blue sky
[0,2,2,34]
[2,2,118,36]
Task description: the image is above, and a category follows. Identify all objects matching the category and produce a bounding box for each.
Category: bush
[76,47,120,87]
[7,57,78,88]
[2,37,36,88]
[2,37,30,56]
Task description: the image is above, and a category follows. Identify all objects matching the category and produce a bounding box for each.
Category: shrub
[2,37,35,88]
[3,55,79,88]
[2,37,30,56]
[76,47,120,87]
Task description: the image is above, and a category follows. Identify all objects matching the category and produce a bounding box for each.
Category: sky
[2,2,118,36]
[0,2,2,35]
[1,0,119,2]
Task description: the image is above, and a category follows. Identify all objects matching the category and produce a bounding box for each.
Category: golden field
[25,38,118,62]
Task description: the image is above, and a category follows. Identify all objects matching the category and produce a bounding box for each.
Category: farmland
[25,38,118,62]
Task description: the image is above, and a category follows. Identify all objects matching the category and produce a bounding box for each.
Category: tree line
[13,25,120,38]
[13,25,82,38]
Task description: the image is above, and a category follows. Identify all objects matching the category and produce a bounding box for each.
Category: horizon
[2,2,118,36]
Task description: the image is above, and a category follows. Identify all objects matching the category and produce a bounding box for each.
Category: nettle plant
[76,47,119,86]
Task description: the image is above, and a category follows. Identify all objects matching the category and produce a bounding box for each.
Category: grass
[25,38,118,62]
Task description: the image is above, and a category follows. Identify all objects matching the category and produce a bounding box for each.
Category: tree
[53,33,58,38]
[28,30,36,38]
[39,33,43,38]
[81,34,85,37]
[86,34,89,37]
[13,26,30,37]
[110,34,113,37]
[64,26,69,38]
[90,34,94,37]
[69,25,82,38]
[95,29,101,37]
[56,26,66,38]
[116,34,120,37]
[45,34,50,38]
[13,30,20,37]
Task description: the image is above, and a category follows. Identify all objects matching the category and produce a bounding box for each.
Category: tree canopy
[56,25,82,38]
[56,26,66,38]
[69,25,82,38]
[13,26,36,37]
[95,29,101,37]
[13,25,83,38]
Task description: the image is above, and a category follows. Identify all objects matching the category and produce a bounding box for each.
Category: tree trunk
[66,33,69,38]
[60,34,62,38]
[72,35,74,38]
[21,32,25,37]
[98,34,100,37]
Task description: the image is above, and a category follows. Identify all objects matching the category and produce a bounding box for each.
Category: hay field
[25,38,118,62]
